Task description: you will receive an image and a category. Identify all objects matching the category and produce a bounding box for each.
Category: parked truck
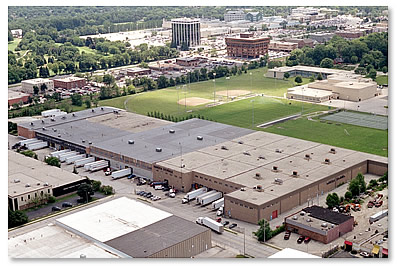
[59,152,79,162]
[369,209,388,223]
[49,149,71,157]
[26,141,48,151]
[200,192,222,206]
[182,187,207,204]
[74,157,95,167]
[196,190,216,204]
[216,205,224,216]
[196,217,223,234]
[89,160,109,172]
[56,151,77,160]
[111,168,132,179]
[212,198,224,210]
[84,160,107,171]
[65,154,86,164]
[19,138,41,146]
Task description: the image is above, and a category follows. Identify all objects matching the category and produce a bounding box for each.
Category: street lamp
[183,85,187,113]
[251,99,255,128]
[213,72,216,104]
[250,72,253,94]
[226,76,230,101]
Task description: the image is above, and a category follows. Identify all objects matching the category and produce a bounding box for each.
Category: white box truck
[111,168,132,179]
[27,141,48,151]
[59,152,79,162]
[182,187,207,204]
[75,157,95,167]
[196,190,216,204]
[212,198,224,210]
[369,209,388,223]
[66,154,85,164]
[200,192,222,206]
[196,217,223,234]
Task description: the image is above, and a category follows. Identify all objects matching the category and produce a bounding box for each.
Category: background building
[53,77,87,90]
[21,78,54,94]
[171,18,201,48]
[245,12,263,22]
[224,10,246,22]
[225,32,270,59]
[8,91,30,107]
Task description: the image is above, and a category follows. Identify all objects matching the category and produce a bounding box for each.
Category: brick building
[225,33,270,59]
[176,57,200,67]
[53,77,87,90]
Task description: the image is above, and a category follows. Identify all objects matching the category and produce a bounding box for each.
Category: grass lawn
[263,117,388,157]
[8,39,21,52]
[101,67,310,116]
[189,96,329,129]
[376,75,388,86]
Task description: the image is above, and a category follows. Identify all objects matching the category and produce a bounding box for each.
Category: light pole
[250,72,253,94]
[183,85,187,113]
[226,76,230,101]
[213,72,216,104]
[251,99,255,128]
[177,85,180,114]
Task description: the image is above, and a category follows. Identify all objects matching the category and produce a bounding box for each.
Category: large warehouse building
[8,151,88,211]
[15,107,387,224]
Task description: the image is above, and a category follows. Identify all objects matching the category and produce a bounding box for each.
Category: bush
[326,193,340,208]
[294,76,303,84]
[45,157,61,167]
[47,196,56,203]
[8,209,29,229]
[345,191,353,199]
[100,185,114,195]
[20,150,37,158]
[92,180,102,192]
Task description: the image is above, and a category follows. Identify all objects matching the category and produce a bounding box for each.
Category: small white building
[21,78,54,94]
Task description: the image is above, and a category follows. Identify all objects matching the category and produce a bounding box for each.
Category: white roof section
[8,225,120,258]
[269,248,320,258]
[56,197,172,242]
[287,86,333,97]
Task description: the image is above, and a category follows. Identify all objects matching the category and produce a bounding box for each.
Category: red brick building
[8,91,30,107]
[225,32,270,59]
[176,57,200,67]
[53,77,87,90]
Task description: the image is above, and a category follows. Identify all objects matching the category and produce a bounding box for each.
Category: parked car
[146,193,153,198]
[229,223,237,229]
[222,221,229,226]
[162,186,170,192]
[297,235,305,244]
[52,206,61,212]
[105,168,112,176]
[136,190,142,195]
[62,202,73,208]
[284,231,291,240]
[127,174,136,179]
[139,191,146,196]
[304,237,311,243]
[216,217,222,223]
[360,251,371,258]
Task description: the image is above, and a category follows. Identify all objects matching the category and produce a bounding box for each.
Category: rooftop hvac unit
[42,127,46,131]
[169,129,175,134]
[238,140,244,144]
[41,120,44,123]
[62,116,66,119]
[221,145,228,150]
[292,216,298,220]
[14,179,20,183]
[88,141,92,145]
[243,151,250,156]
[82,140,86,143]
[156,147,162,152]
[255,173,261,178]
[306,218,312,222]
[37,182,40,185]
[51,118,55,121]
[305,154,311,159]
[258,155,265,160]
[53,128,57,132]
[91,109,95,112]
[101,107,104,111]
[331,224,334,228]
[30,122,34,126]
[43,182,49,186]
[58,134,61,137]
[292,171,298,176]
[128,140,135,144]
[25,183,30,188]
[321,223,327,227]
[274,178,283,184]
[240,187,245,191]
[72,113,76,117]
[275,149,282,153]
[324,158,330,164]
[300,211,306,216]
[272,166,278,171]
[330,148,336,154]
[197,136,203,141]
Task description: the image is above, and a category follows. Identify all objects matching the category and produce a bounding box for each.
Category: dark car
[127,174,136,179]
[228,223,237,229]
[162,186,170,192]
[222,221,229,227]
[139,191,146,196]
[284,231,291,240]
[304,237,311,244]
[146,193,153,198]
[297,235,305,244]
[52,206,61,212]
[216,217,222,223]
[62,202,73,208]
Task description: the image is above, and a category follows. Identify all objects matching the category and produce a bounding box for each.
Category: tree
[348,173,366,197]
[45,157,61,167]
[8,209,29,229]
[40,83,47,94]
[382,66,388,74]
[85,99,91,108]
[320,58,334,68]
[326,193,340,208]
[368,69,377,80]
[294,76,303,85]
[344,191,353,200]
[77,183,94,202]
[8,30,14,42]
[100,185,114,195]
[102,74,115,86]
[317,72,323,80]
[92,180,102,192]
[33,85,39,95]
[283,72,290,79]
[71,93,83,106]
[253,219,272,242]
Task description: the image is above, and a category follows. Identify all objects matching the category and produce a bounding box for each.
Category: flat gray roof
[104,215,209,258]
[92,118,253,164]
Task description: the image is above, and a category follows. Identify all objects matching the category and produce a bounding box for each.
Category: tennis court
[322,111,388,130]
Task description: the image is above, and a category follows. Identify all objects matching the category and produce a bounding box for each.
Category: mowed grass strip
[263,117,388,157]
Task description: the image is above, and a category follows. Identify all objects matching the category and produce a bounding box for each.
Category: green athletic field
[101,68,311,116]
[8,39,21,52]
[263,117,388,157]
[376,75,388,86]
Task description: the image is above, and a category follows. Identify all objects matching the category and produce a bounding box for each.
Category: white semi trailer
[89,160,109,172]
[196,217,223,234]
[200,192,222,206]
[212,198,224,210]
[111,168,132,179]
[196,190,216,204]
[19,138,41,146]
[84,160,105,171]
[26,141,48,151]
[65,154,86,164]
[74,157,95,167]
[182,187,207,204]
[59,152,79,162]
[50,149,71,157]
[56,151,77,160]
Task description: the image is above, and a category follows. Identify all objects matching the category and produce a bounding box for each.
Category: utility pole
[213,72,216,104]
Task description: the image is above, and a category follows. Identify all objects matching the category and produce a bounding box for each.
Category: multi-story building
[21,78,54,94]
[282,38,315,49]
[245,12,263,22]
[53,77,87,90]
[335,30,365,39]
[269,41,298,52]
[225,32,270,59]
[224,10,246,22]
[176,57,200,67]
[171,18,201,48]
